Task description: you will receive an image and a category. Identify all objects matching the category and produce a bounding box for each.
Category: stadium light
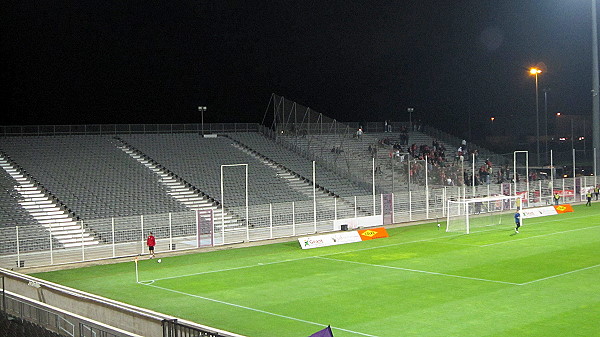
[529,68,542,75]
[198,106,207,135]
[529,68,542,166]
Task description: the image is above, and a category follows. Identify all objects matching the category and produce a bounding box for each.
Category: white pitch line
[138,280,155,285]
[149,258,306,282]
[519,263,600,285]
[480,225,600,247]
[314,256,521,286]
[427,241,481,247]
[147,235,461,283]
[142,282,380,337]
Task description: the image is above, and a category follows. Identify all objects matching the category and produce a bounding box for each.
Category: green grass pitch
[33,204,600,337]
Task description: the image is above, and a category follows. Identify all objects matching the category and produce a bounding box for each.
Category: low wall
[0,268,245,337]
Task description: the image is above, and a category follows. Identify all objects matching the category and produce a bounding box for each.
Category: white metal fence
[1,176,596,270]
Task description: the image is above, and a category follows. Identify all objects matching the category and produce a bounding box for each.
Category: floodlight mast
[529,68,542,167]
[198,106,207,135]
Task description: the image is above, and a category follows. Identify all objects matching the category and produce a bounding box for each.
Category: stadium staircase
[0,154,99,248]
[113,138,242,229]
[226,138,364,216]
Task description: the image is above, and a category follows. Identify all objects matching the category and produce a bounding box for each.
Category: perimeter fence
[0,175,596,270]
[0,123,259,136]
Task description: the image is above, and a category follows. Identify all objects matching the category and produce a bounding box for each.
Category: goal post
[446,195,523,234]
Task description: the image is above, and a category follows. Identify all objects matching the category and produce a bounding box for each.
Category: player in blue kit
[514,211,521,233]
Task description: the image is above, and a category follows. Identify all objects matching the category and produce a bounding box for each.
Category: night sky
[2,1,597,141]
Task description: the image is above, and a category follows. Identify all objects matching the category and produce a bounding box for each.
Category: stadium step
[20,201,55,208]
[19,196,50,203]
[52,230,89,238]
[27,210,65,217]
[43,224,82,231]
[181,196,209,203]
[188,204,219,210]
[169,189,196,196]
[34,213,70,221]
[53,231,93,239]
[63,241,100,248]
[38,218,77,225]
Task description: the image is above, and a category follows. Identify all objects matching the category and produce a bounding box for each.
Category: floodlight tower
[529,68,542,167]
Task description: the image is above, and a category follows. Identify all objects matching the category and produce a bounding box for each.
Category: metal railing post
[49,230,53,265]
[16,226,20,268]
[81,220,85,261]
[292,202,296,237]
[269,203,273,239]
[409,191,413,221]
[169,213,173,251]
[140,215,144,255]
[111,217,116,258]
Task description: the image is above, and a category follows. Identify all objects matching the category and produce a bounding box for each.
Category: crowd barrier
[1,176,595,270]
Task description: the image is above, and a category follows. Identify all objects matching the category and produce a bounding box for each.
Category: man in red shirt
[147,232,156,258]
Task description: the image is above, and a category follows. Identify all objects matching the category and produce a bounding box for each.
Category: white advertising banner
[521,206,558,219]
[298,231,362,249]
[333,215,383,231]
[581,186,596,197]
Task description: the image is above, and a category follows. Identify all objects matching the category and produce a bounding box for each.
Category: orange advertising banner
[553,204,574,214]
[358,227,389,240]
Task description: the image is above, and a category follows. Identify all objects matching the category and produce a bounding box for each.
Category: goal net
[446,195,523,234]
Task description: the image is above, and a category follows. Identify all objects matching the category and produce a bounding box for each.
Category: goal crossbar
[446,195,523,234]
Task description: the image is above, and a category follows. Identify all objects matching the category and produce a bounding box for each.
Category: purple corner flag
[308,325,334,337]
